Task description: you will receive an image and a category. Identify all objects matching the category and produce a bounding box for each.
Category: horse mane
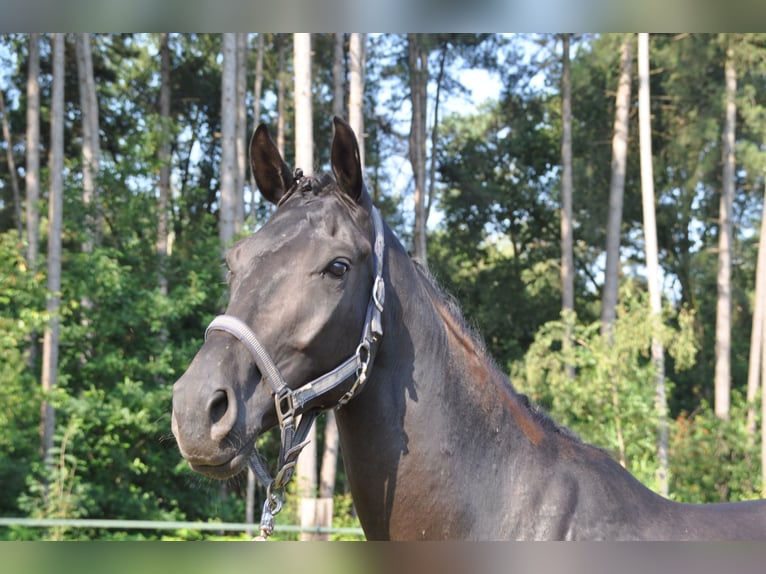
[410,258,581,442]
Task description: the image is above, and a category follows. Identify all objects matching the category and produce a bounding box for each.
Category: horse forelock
[276,172,361,213]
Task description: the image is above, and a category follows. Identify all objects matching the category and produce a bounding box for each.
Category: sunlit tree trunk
[748,177,766,436]
[293,32,320,540]
[0,88,22,241]
[332,33,344,119]
[219,33,237,250]
[235,32,247,230]
[74,33,101,361]
[715,40,736,420]
[24,33,41,372]
[26,33,40,270]
[408,33,428,264]
[349,33,366,170]
[601,34,633,336]
[276,34,286,157]
[156,33,171,297]
[560,34,574,317]
[638,33,669,497]
[560,33,575,383]
[41,33,65,467]
[75,33,101,251]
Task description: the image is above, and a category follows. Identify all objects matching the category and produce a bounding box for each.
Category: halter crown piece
[204,203,386,540]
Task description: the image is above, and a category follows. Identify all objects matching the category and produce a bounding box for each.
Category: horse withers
[172,116,766,540]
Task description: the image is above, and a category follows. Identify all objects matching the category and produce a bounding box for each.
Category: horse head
[171,118,382,483]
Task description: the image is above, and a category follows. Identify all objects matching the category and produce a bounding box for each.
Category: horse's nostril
[208,389,229,425]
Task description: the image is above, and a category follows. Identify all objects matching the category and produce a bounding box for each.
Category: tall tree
[156,33,171,297]
[348,33,366,170]
[75,33,101,251]
[276,34,286,157]
[560,34,574,318]
[638,33,669,496]
[601,34,634,335]
[40,33,65,466]
[235,33,247,228]
[219,33,237,249]
[332,33,344,119]
[25,33,40,269]
[292,32,319,541]
[408,33,428,264]
[715,38,736,420]
[559,33,576,384]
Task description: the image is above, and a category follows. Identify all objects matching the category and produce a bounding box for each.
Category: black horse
[172,117,766,540]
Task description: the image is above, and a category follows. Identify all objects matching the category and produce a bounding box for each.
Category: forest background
[1,33,766,540]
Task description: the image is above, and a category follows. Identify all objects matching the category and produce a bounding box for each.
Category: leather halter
[204,205,385,537]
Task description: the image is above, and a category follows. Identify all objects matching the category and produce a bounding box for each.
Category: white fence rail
[0,517,364,537]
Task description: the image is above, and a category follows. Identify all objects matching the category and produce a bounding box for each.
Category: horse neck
[335,236,549,539]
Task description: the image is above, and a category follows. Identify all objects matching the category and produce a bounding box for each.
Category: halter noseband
[204,205,385,539]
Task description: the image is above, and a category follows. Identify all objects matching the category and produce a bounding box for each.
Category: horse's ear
[331,116,364,203]
[250,124,294,205]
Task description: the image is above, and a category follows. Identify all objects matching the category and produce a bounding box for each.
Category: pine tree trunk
[408,34,428,265]
[74,33,101,361]
[75,33,101,251]
[157,33,171,297]
[560,34,574,317]
[41,33,65,467]
[26,33,40,270]
[24,33,41,372]
[559,34,576,383]
[219,33,237,250]
[601,34,633,336]
[332,33,344,119]
[638,33,669,497]
[715,41,736,420]
[293,32,320,540]
[748,177,766,436]
[235,33,247,230]
[348,33,366,170]
[276,34,286,157]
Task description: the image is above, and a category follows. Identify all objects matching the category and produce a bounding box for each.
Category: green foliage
[513,283,697,490]
[0,231,46,517]
[670,390,761,503]
[513,283,761,502]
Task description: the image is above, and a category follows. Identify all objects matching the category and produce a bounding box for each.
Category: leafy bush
[509,282,757,500]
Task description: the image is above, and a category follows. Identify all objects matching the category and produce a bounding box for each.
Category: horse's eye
[325,260,350,278]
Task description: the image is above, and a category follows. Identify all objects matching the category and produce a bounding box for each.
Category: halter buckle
[275,388,297,427]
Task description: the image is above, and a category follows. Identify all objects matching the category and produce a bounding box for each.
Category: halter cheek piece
[204,205,385,539]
